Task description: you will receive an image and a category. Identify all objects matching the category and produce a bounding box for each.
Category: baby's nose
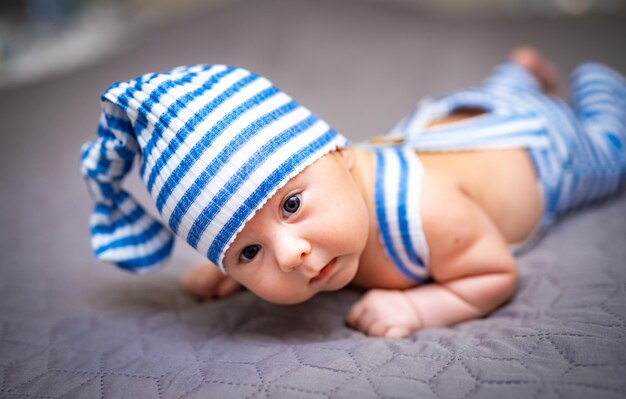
[276,237,311,273]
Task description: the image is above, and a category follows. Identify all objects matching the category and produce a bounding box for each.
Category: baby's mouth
[309,258,337,284]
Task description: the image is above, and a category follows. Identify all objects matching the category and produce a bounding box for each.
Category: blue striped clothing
[373,147,430,283]
[372,62,626,282]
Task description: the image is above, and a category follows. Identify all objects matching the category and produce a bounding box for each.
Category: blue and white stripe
[374,146,430,283]
[384,61,626,255]
[81,65,348,273]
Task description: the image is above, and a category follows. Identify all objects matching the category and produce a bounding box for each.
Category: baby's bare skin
[346,144,541,337]
[183,46,559,337]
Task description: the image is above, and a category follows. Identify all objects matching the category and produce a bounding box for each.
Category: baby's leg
[509,46,560,95]
[568,63,626,203]
[428,47,556,129]
[571,63,626,153]
[484,46,561,95]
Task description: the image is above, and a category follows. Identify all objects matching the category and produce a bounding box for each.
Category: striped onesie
[368,62,626,284]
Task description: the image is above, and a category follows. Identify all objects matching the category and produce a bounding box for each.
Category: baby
[80,47,626,338]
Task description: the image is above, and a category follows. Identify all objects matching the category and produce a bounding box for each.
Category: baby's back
[419,147,543,246]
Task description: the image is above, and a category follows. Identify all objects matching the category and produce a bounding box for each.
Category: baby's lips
[309,258,337,284]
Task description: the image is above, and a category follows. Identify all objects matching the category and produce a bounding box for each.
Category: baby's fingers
[346,302,364,327]
[182,263,222,300]
[347,303,380,334]
[368,321,392,337]
[385,326,411,339]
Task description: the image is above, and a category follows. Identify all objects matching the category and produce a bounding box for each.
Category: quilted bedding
[1,194,625,398]
[1,0,625,397]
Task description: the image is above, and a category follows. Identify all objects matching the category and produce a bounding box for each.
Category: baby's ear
[334,147,355,170]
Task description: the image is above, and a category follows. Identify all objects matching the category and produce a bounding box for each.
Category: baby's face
[222,149,369,304]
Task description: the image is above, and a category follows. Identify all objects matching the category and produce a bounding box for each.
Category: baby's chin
[255,289,327,305]
[256,291,316,305]
[245,256,360,305]
[255,280,352,305]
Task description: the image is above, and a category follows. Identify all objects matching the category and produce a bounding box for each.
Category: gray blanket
[1,0,625,397]
[2,195,625,398]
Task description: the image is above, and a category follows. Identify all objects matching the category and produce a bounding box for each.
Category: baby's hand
[182,262,242,300]
[347,289,422,338]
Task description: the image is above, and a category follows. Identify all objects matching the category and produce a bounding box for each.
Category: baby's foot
[510,46,561,95]
[347,289,422,338]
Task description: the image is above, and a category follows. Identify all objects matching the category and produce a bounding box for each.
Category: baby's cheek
[336,198,369,246]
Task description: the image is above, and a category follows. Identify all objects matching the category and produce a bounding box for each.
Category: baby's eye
[282,194,301,217]
[240,244,261,262]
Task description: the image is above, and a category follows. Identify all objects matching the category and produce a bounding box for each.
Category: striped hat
[80,64,348,273]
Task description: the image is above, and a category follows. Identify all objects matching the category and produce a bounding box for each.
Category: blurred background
[1,0,625,89]
[0,0,625,276]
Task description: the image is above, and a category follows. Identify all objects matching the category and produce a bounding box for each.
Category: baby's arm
[347,175,517,337]
[182,262,242,300]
